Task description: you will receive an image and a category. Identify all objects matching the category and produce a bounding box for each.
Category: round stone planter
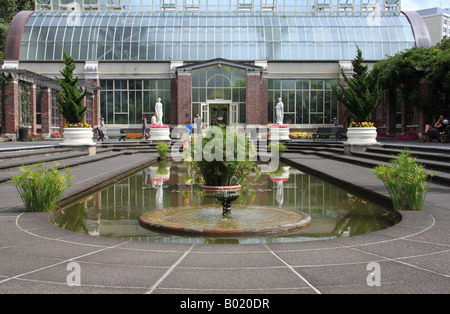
[346,127,378,145]
[269,127,290,141]
[150,127,171,141]
[60,127,94,146]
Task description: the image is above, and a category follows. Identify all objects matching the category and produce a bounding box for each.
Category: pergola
[0,69,100,140]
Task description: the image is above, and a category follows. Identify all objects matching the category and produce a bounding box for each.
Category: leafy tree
[55,51,87,124]
[0,0,34,61]
[333,47,383,123]
[371,38,450,120]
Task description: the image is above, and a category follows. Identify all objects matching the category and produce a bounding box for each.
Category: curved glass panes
[20,11,415,61]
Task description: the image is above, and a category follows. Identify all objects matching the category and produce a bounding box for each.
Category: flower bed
[65,122,92,128]
[393,132,419,141]
[349,122,374,128]
[126,133,143,139]
[50,133,63,139]
[29,133,45,141]
[150,125,170,128]
[270,124,289,128]
[290,132,313,139]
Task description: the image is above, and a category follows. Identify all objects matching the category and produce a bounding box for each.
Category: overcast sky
[401,0,450,11]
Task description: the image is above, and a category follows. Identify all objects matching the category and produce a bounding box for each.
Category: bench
[97,127,127,141]
[313,126,342,141]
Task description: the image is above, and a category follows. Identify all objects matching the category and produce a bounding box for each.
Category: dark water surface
[52,162,400,244]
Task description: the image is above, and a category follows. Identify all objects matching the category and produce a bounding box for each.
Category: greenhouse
[1,0,431,137]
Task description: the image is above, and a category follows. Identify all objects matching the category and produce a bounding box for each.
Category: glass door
[201,102,209,128]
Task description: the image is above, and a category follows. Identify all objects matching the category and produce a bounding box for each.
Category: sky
[401,0,450,11]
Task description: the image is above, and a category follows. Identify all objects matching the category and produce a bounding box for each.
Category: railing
[35,0,401,13]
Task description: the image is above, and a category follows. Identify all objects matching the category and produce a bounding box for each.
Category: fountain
[53,161,400,243]
[138,126,312,237]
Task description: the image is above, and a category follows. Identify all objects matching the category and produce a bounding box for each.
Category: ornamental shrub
[55,51,88,124]
[156,143,170,159]
[373,150,433,211]
[12,163,74,212]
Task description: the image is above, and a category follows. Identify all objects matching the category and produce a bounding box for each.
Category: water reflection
[53,162,400,244]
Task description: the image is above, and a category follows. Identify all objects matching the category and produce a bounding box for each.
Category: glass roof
[19,11,415,62]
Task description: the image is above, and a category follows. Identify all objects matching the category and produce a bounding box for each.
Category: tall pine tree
[55,51,87,124]
[334,47,383,123]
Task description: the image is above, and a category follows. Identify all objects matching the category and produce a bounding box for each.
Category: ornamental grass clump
[12,163,74,212]
[372,150,433,211]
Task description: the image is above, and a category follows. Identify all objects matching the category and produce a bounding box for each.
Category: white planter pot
[346,127,377,145]
[61,127,94,146]
[150,127,171,141]
[149,166,171,182]
[269,127,290,140]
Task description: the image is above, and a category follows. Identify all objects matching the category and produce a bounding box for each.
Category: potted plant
[55,51,93,146]
[156,142,170,159]
[333,47,382,145]
[186,125,259,189]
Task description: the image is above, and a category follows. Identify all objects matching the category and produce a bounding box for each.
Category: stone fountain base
[139,205,311,237]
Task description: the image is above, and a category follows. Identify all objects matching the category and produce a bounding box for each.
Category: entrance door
[209,104,229,126]
[201,102,239,127]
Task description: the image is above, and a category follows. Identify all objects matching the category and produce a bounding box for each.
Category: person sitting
[424,115,447,142]
[151,113,157,126]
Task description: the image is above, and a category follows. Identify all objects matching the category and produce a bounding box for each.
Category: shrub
[372,150,433,211]
[156,143,170,159]
[268,142,287,156]
[11,163,74,212]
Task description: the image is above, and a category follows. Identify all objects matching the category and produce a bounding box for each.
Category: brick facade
[2,79,19,138]
[175,72,192,125]
[246,71,268,125]
[40,87,52,137]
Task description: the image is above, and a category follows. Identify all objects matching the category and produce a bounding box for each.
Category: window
[100,79,171,125]
[268,79,337,125]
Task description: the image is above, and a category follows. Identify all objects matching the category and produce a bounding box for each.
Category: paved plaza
[0,139,449,295]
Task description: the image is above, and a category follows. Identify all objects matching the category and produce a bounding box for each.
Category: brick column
[246,70,269,125]
[2,79,19,139]
[40,87,52,138]
[30,84,37,134]
[176,71,192,125]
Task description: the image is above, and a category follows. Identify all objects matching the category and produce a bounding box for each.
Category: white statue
[155,97,163,125]
[275,98,284,125]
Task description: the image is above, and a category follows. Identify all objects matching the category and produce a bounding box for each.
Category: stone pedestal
[60,127,96,155]
[269,126,290,141]
[149,127,171,141]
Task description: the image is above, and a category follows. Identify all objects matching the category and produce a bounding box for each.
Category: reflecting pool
[52,161,401,244]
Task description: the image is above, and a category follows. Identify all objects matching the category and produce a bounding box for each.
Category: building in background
[417,7,450,46]
[1,0,432,138]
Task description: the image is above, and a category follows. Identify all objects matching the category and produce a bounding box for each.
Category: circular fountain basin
[139,205,311,237]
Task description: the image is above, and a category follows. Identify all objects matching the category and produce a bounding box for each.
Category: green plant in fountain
[186,124,259,186]
[372,150,433,211]
[268,142,287,157]
[156,142,170,159]
[12,163,74,212]
[55,51,88,124]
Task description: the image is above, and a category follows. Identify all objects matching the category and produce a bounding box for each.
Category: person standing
[194,114,203,136]
[142,114,148,139]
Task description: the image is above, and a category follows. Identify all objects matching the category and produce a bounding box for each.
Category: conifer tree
[334,47,382,123]
[55,51,87,124]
